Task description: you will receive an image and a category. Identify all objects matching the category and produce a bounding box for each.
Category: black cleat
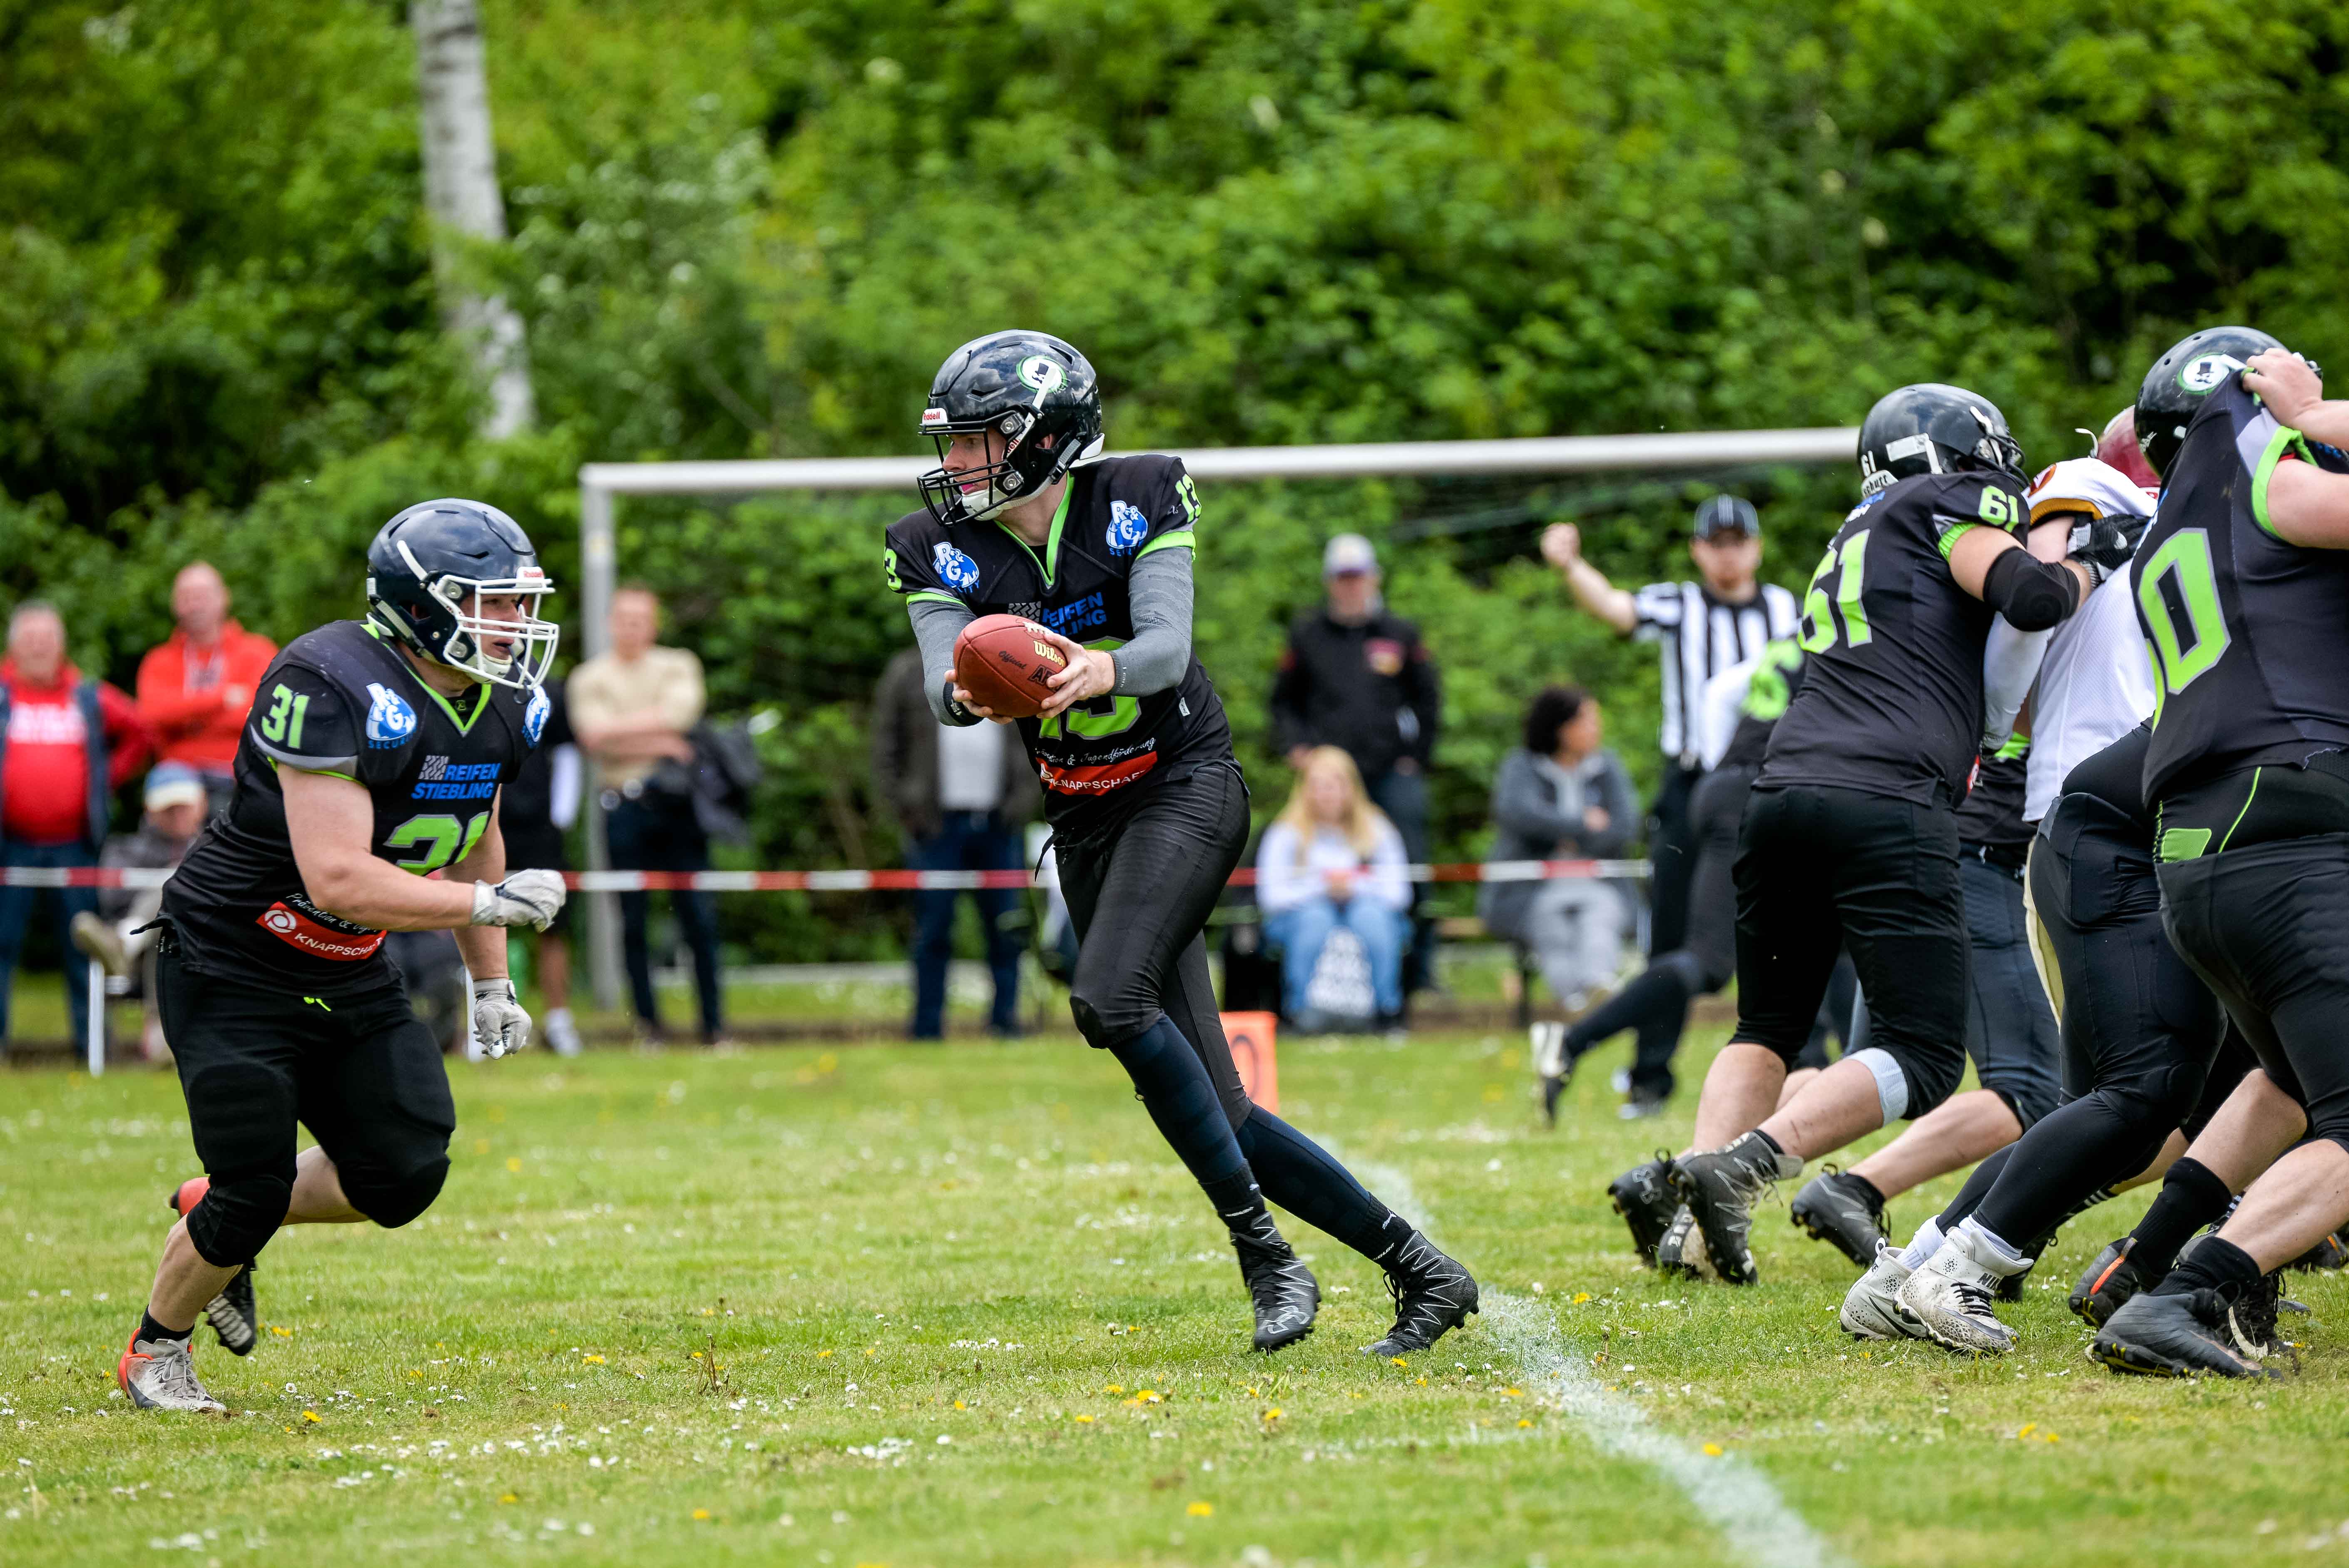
[1364,1228,1479,1358]
[169,1178,258,1357]
[2091,1288,2275,1379]
[1789,1168,1885,1270]
[2068,1236,2145,1329]
[1607,1155,1679,1266]
[1670,1132,1801,1287]
[1230,1217,1320,1353]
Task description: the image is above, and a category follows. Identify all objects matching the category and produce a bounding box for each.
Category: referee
[1541,496,1798,953]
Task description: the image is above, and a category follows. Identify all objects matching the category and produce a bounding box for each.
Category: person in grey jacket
[1479,686,1637,1012]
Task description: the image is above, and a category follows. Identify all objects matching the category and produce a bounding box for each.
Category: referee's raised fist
[1541,522,1583,569]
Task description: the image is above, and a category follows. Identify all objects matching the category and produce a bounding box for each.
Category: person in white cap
[1269,532,1443,1009]
[72,763,214,1032]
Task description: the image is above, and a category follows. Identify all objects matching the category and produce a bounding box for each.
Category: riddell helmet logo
[921,407,948,427]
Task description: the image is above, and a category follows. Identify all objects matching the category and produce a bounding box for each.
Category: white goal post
[570,426,1858,1009]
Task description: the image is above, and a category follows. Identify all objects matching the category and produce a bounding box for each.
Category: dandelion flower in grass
[1518,1419,1533,1429]
[582,1355,605,1365]
[1075,1414,1094,1424]
[692,1508,712,1521]
[1389,1357,1407,1368]
[1501,1388,1523,1398]
[499,1493,519,1504]
[1573,1292,1592,1305]
[302,1412,322,1424]
[1702,1443,1723,1457]
[1187,1501,1214,1517]
[1104,1385,1124,1396]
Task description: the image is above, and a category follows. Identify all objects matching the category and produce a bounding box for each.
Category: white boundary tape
[1352,1158,1850,1568]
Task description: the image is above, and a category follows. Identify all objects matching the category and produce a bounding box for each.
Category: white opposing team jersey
[2022,457,2160,823]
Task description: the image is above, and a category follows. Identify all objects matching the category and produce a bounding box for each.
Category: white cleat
[118,1333,228,1413]
[1896,1237,2019,1355]
[1840,1242,1928,1340]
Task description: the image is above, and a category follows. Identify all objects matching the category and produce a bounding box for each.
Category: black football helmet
[1856,384,2027,500]
[2133,326,2292,480]
[916,330,1105,525]
[365,499,558,689]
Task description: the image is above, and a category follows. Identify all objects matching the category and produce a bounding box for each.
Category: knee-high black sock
[2125,1156,2233,1285]
[1109,1016,1260,1223]
[1972,1090,2171,1249]
[1236,1107,1395,1260]
[1565,964,1689,1058]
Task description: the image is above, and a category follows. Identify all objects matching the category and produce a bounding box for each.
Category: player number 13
[1799,529,1873,654]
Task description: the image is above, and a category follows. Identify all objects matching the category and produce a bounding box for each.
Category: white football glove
[470,977,533,1059]
[471,869,567,931]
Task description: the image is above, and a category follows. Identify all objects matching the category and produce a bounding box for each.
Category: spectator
[496,674,584,1055]
[569,586,722,1044]
[135,561,276,814]
[1540,497,1796,955]
[871,644,1041,1039]
[71,762,211,1060]
[1268,533,1441,989]
[1478,686,1636,1013]
[1257,745,1412,1029]
[1,602,150,1051]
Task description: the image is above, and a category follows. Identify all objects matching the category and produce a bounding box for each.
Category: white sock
[1954,1216,2030,1276]
[1899,1218,1943,1271]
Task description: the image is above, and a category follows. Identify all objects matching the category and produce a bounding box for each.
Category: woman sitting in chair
[1479,685,1637,1013]
[1256,747,1412,1029]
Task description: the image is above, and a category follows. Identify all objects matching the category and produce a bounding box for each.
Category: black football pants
[157,944,455,1269]
[1730,784,1969,1118]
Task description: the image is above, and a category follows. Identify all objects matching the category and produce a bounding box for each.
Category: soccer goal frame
[570,426,1858,1010]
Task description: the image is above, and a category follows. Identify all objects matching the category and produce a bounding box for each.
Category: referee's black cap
[1692,494,1760,539]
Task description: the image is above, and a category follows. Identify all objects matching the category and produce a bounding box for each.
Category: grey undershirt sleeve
[1113,542,1196,696]
[907,595,980,725]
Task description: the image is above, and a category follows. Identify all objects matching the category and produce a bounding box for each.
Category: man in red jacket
[137,563,276,811]
[2,602,150,1051]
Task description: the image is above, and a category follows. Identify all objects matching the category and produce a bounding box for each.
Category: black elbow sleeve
[1982,548,2077,631]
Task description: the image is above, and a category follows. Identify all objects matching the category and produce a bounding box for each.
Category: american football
[953,612,1066,717]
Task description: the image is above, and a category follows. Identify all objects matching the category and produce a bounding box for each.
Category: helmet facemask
[920,413,1063,525]
[371,540,560,689]
[915,339,1106,527]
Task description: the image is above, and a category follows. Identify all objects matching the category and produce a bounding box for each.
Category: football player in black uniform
[2087,333,2349,1376]
[118,501,569,1411]
[885,330,1476,1355]
[1624,384,2132,1286]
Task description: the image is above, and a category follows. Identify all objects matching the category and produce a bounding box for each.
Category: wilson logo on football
[255,901,386,961]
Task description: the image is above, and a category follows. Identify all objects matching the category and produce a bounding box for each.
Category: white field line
[1351,1158,1852,1568]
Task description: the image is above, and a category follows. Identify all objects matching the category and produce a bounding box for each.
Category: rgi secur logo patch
[2180,354,2244,395]
[1016,355,1065,397]
[932,541,981,593]
[363,682,418,748]
[1106,500,1149,556]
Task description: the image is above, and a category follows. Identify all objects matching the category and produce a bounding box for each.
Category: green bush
[7,0,2346,959]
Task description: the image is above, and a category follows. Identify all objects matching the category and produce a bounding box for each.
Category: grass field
[4,1024,2343,1567]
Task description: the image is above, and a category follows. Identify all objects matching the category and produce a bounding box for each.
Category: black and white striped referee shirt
[1632,580,1800,767]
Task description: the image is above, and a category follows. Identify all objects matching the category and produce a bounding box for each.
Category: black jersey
[2133,369,2349,802]
[162,619,542,996]
[1953,735,2031,854]
[1716,637,1807,771]
[1761,470,2028,807]
[883,454,1232,833]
